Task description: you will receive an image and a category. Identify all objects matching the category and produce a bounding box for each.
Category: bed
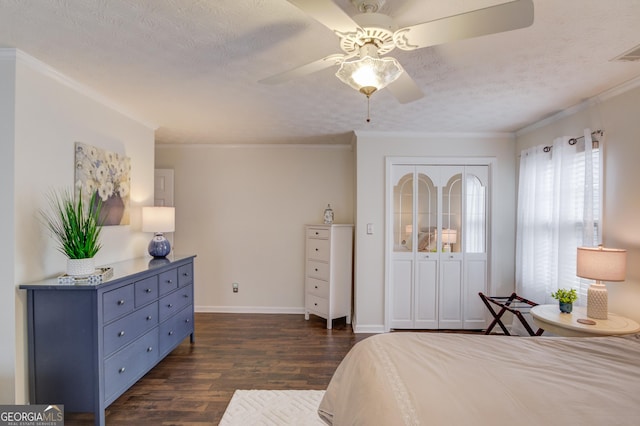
[318,332,640,425]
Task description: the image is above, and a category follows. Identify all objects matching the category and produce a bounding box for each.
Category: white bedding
[319,333,640,425]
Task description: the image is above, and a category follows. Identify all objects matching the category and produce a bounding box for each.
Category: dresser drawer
[158,268,178,296]
[104,330,159,401]
[159,305,194,355]
[307,227,329,239]
[306,277,329,298]
[306,294,328,316]
[307,238,330,262]
[104,302,158,357]
[306,260,329,281]
[103,284,135,323]
[159,285,192,322]
[134,276,158,307]
[178,263,193,287]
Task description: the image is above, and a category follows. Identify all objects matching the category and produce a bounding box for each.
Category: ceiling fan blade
[287,0,364,39]
[259,53,346,85]
[386,71,424,104]
[394,0,534,50]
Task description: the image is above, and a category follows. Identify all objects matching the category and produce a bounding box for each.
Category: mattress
[318,332,640,425]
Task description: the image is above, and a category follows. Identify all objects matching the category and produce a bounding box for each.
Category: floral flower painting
[74,142,131,226]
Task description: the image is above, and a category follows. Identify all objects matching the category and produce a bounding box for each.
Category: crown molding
[0,48,157,130]
[517,74,640,137]
[155,143,353,150]
[354,130,515,140]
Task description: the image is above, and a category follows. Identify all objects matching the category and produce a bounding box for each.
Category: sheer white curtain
[515,129,599,308]
[465,175,485,253]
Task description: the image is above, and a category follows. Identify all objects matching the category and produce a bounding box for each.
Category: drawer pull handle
[185,319,190,323]
[314,268,318,272]
[118,331,125,337]
[315,248,319,251]
[167,279,173,284]
[314,303,318,306]
[182,272,189,277]
[117,300,125,306]
[119,367,126,374]
[315,232,319,235]
[314,285,318,289]
[146,315,152,321]
[168,303,173,308]
[168,331,174,336]
[183,294,189,298]
[145,288,152,293]
[147,347,153,352]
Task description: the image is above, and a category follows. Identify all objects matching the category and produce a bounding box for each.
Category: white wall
[155,144,354,312]
[1,49,156,404]
[353,132,517,332]
[0,50,17,405]
[516,79,640,322]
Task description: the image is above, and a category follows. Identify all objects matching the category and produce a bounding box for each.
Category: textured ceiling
[1,0,640,145]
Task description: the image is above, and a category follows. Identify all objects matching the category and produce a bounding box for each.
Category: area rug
[219,389,326,425]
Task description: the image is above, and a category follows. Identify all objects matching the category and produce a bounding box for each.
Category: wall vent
[612,44,640,62]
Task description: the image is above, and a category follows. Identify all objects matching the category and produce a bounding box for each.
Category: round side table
[530,304,640,337]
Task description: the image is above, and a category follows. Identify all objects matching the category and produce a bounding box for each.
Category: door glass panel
[393,173,414,252]
[465,174,486,253]
[416,173,437,252]
[443,174,462,253]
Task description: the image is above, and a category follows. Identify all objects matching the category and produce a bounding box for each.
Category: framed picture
[74,142,131,226]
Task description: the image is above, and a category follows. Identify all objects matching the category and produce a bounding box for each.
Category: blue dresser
[20,254,196,426]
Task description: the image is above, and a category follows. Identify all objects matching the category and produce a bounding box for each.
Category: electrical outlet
[232,282,239,293]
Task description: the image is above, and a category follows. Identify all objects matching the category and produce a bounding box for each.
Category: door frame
[384,156,496,332]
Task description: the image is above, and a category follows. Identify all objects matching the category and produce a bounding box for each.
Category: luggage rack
[479,292,544,336]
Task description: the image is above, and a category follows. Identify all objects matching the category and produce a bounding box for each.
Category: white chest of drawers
[20,254,196,426]
[304,224,353,329]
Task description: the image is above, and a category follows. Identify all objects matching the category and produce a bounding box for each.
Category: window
[516,130,601,306]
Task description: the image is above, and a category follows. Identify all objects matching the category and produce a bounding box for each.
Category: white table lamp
[442,229,457,252]
[576,246,627,320]
[142,207,175,258]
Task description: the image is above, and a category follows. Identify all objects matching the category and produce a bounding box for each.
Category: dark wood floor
[65,313,370,425]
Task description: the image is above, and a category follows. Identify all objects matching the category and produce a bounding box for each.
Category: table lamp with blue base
[142,207,175,258]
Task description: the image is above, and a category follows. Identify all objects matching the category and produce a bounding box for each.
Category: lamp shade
[578,246,626,320]
[577,246,626,281]
[442,229,458,244]
[142,207,175,233]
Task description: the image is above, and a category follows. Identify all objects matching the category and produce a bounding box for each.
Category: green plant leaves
[40,188,104,259]
[550,288,578,304]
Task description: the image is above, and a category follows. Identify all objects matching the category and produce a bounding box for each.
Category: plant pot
[67,257,96,276]
[559,302,573,313]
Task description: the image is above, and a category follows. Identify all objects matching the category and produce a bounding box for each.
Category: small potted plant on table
[551,288,578,313]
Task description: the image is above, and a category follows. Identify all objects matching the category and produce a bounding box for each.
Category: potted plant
[40,188,103,276]
[551,288,578,313]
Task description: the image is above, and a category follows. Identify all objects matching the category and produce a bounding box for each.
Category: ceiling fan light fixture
[335,55,403,96]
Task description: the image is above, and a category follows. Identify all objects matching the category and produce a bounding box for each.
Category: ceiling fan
[260,0,534,104]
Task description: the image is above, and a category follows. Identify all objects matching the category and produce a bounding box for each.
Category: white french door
[386,159,490,330]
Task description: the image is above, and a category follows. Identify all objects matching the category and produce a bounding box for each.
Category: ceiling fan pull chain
[366,95,371,123]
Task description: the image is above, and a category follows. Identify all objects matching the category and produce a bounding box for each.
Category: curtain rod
[543,130,604,153]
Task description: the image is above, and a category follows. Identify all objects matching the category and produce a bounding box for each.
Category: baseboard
[353,324,385,334]
[195,305,305,314]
